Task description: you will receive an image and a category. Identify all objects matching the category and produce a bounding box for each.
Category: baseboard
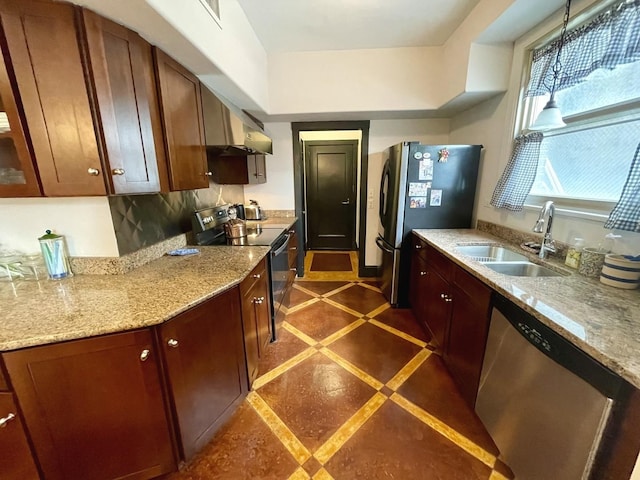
[358,266,380,278]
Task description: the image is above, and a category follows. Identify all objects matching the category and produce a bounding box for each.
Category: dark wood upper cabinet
[154,48,208,191]
[209,153,266,185]
[81,10,169,194]
[0,33,41,197]
[159,287,247,461]
[0,0,106,196]
[2,329,176,480]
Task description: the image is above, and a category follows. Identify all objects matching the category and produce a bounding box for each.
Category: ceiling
[236,0,483,52]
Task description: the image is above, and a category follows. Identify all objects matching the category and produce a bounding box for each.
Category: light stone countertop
[414,229,640,389]
[245,216,297,230]
[0,246,270,352]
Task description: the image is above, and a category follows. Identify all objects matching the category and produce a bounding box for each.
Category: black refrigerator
[376,141,482,307]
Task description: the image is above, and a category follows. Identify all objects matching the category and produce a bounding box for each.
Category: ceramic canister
[600,254,640,289]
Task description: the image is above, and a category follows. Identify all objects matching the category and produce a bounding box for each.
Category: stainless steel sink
[483,261,566,277]
[455,244,529,263]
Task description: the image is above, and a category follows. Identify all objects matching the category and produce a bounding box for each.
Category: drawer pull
[253,296,265,304]
[420,271,427,276]
[140,349,150,362]
[167,338,179,348]
[0,413,15,428]
[252,273,261,279]
[415,244,423,249]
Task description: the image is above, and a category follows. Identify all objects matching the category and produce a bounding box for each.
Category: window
[199,0,221,26]
[521,0,640,211]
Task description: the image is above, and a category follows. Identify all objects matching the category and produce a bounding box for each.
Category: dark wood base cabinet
[3,329,176,480]
[240,259,272,388]
[0,392,40,479]
[410,233,491,407]
[159,287,248,461]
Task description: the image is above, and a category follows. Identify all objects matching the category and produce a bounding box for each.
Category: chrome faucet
[532,201,556,259]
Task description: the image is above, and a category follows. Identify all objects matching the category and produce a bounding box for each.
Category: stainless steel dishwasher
[476,294,625,480]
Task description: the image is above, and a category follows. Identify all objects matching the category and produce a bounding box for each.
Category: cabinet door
[3,330,176,480]
[0,1,105,196]
[409,252,429,326]
[248,154,266,184]
[82,10,168,194]
[240,259,272,387]
[159,288,247,461]
[0,393,40,480]
[423,266,451,354]
[154,48,208,191]
[444,268,492,407]
[0,38,40,196]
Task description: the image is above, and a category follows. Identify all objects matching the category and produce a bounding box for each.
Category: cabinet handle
[253,296,265,304]
[112,168,125,175]
[444,298,453,302]
[204,172,213,176]
[0,413,15,428]
[440,293,447,299]
[167,338,179,348]
[252,273,261,279]
[420,271,427,276]
[87,168,100,176]
[140,349,150,362]
[415,244,423,249]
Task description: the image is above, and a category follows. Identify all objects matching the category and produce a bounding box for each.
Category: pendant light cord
[550,0,572,100]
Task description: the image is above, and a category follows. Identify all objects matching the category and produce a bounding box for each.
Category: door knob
[341,198,350,205]
[87,168,100,176]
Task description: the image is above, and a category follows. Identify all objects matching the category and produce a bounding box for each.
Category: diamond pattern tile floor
[167,254,512,480]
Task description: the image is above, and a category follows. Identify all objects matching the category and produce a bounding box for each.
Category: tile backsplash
[110,183,243,255]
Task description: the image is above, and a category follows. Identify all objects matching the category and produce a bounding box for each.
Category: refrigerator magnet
[438,147,449,162]
[430,189,442,206]
[413,151,423,160]
[419,159,433,180]
[408,182,428,197]
[410,197,427,208]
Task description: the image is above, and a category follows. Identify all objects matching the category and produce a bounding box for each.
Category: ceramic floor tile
[327,322,423,384]
[259,326,311,377]
[256,351,377,452]
[370,306,431,343]
[396,354,500,456]
[294,281,350,296]
[323,401,493,480]
[289,286,316,306]
[285,300,360,342]
[165,402,299,480]
[326,284,387,315]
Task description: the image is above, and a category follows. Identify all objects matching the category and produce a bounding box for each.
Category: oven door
[269,232,291,341]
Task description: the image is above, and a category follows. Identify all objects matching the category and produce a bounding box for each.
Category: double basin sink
[455,244,567,277]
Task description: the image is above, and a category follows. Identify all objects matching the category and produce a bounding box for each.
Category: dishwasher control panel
[517,322,551,352]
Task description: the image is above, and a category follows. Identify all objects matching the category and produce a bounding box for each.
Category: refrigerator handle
[375,235,395,254]
[379,161,390,224]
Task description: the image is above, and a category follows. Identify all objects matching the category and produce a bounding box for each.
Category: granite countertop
[245,216,297,230]
[414,229,640,389]
[0,246,270,352]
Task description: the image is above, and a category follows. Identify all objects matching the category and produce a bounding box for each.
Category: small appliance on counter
[223,218,247,239]
[245,199,265,220]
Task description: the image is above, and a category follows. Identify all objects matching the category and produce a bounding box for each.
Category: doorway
[292,121,375,278]
[304,140,357,250]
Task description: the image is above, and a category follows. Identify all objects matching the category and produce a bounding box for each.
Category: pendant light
[530,0,572,131]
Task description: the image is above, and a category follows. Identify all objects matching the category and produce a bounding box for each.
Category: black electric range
[191,204,292,341]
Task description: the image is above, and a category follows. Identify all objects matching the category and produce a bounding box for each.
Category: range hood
[201,87,272,156]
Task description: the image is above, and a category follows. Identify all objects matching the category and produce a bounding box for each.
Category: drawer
[453,266,492,311]
[412,234,429,261]
[240,258,268,296]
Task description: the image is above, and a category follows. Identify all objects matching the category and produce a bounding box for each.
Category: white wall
[0,197,118,257]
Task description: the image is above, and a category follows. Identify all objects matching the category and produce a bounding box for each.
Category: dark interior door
[305,140,357,250]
